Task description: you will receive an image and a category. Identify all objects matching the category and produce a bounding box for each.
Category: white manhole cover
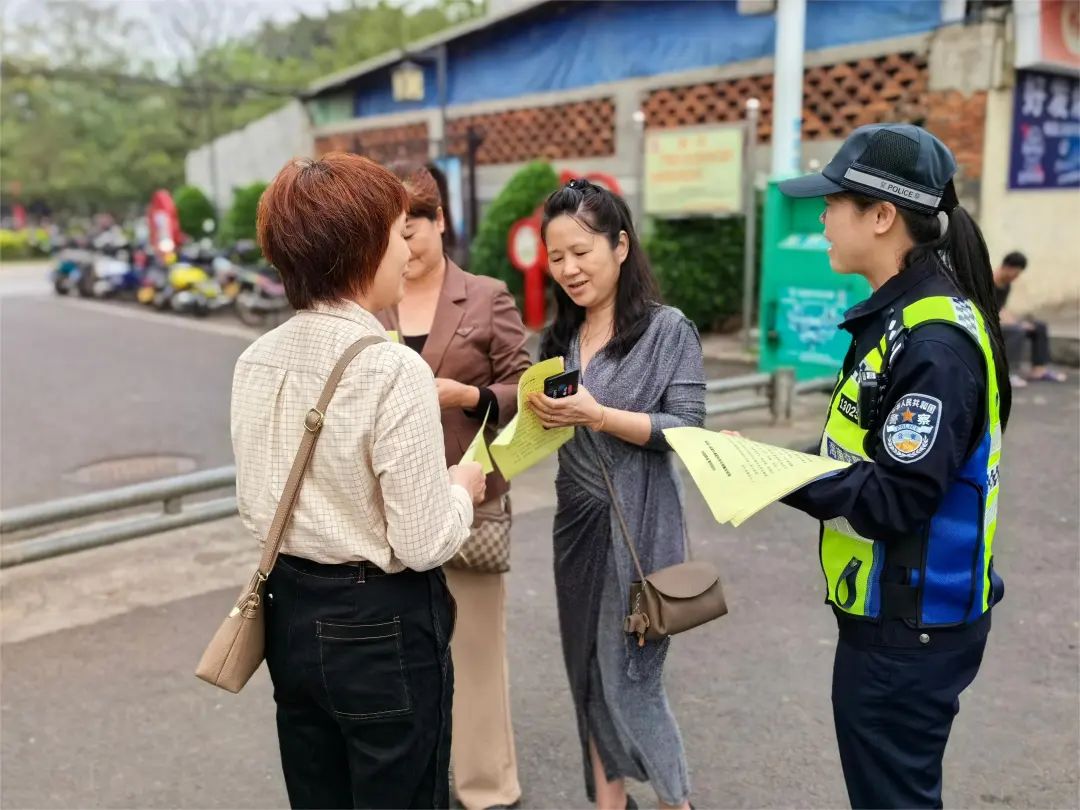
[65,455,197,486]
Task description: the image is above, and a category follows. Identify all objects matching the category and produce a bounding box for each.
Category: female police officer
[778,124,1009,809]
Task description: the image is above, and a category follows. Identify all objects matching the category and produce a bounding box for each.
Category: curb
[1050,334,1080,368]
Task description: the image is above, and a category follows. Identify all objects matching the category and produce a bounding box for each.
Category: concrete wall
[313,32,930,211]
[184,101,314,212]
[980,84,1080,313]
[192,19,1080,316]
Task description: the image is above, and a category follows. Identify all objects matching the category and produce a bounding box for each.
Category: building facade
[187,0,1080,311]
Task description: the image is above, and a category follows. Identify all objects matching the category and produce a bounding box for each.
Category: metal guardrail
[706,368,835,420]
[0,369,836,568]
[0,468,237,569]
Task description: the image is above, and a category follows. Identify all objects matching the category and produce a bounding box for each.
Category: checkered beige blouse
[230,300,473,571]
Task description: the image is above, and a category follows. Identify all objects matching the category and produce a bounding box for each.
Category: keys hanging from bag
[195,336,384,693]
[596,451,727,646]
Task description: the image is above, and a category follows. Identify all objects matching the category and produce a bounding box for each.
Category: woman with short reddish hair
[231,152,486,809]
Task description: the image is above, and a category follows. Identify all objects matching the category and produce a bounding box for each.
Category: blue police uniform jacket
[785,258,1007,631]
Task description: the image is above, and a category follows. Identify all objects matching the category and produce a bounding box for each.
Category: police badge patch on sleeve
[882,393,942,463]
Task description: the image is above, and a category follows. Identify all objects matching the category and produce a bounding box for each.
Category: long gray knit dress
[550,305,705,805]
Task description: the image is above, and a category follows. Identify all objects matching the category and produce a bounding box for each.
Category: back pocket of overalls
[822,532,881,617]
[316,618,412,720]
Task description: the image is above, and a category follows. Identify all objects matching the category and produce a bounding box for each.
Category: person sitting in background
[994,251,1067,387]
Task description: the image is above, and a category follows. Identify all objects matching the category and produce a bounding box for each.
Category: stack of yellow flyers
[444,356,570,481]
[488,356,573,479]
[663,427,850,526]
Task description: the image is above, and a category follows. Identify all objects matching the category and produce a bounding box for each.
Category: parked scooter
[137,251,229,317]
[87,248,142,299]
[220,262,290,328]
[50,248,94,296]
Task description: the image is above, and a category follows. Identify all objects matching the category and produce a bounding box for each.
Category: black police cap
[779,123,959,214]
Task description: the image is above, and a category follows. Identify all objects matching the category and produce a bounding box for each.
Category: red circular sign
[507,214,546,273]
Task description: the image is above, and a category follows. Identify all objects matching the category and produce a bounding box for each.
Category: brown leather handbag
[597,456,727,645]
[195,336,383,693]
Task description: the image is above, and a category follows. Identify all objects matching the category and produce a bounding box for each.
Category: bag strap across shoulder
[596,453,650,584]
[594,436,693,584]
[255,335,384,579]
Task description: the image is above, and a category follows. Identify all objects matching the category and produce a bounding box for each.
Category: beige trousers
[444,566,521,810]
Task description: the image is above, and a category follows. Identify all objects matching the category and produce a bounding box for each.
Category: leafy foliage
[1,0,485,217]
[469,161,559,299]
[221,182,267,246]
[645,202,762,332]
[0,229,52,260]
[174,185,216,239]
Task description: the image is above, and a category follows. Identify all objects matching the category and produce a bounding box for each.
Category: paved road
[0,263,747,511]
[1,265,255,509]
[1,379,1077,808]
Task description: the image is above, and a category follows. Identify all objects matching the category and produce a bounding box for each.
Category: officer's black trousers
[831,631,987,809]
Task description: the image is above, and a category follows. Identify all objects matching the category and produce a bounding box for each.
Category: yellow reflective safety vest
[819,296,1003,627]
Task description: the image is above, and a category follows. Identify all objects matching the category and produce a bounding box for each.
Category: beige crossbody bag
[195,336,383,693]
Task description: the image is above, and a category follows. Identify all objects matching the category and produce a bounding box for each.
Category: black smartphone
[543,369,580,399]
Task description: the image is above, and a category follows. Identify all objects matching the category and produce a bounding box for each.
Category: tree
[0,2,190,214]
[174,185,216,239]
[223,181,267,245]
[470,161,559,299]
[0,0,486,218]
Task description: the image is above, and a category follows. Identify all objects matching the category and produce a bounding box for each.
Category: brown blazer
[377,260,531,502]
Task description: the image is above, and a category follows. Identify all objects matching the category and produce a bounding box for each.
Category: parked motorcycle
[86,250,143,298]
[50,249,93,296]
[222,264,290,328]
[137,256,229,317]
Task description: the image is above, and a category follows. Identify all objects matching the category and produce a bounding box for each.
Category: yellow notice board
[644,125,744,216]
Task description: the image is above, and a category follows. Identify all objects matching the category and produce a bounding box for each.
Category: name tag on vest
[838,393,859,424]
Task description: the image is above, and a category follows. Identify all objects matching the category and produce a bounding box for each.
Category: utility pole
[771,0,806,177]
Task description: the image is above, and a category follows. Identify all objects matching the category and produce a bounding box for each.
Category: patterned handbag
[445,494,511,574]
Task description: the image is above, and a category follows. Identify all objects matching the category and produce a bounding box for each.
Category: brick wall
[314,99,616,168]
[446,98,616,165]
[311,51,988,182]
[923,90,988,181]
[644,52,930,144]
[642,51,988,182]
[314,122,429,164]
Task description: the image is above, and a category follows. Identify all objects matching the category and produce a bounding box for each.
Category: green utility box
[758,180,870,380]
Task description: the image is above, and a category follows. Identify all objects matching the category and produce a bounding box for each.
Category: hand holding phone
[543,369,580,399]
[530,369,604,431]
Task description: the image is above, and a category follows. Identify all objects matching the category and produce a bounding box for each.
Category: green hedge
[0,228,52,261]
[221,181,268,247]
[174,185,216,240]
[645,200,762,333]
[469,161,559,298]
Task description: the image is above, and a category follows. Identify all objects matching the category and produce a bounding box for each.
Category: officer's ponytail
[847,186,1012,428]
[902,184,1012,429]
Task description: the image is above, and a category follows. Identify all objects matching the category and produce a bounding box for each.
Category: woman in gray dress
[527,179,705,810]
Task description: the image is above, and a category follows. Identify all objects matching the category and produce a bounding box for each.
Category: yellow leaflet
[490,356,573,480]
[461,406,495,475]
[663,427,850,526]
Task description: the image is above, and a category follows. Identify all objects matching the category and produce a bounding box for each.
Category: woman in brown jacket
[378,163,530,810]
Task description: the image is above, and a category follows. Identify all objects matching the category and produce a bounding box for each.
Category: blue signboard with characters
[1009,69,1080,190]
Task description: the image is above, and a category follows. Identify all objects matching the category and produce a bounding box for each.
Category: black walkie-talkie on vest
[856,307,908,434]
